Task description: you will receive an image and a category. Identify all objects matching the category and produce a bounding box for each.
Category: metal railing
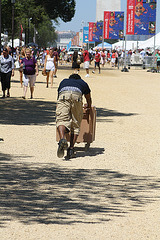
[118,55,155,70]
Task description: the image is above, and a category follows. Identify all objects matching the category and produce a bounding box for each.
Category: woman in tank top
[44,48,56,88]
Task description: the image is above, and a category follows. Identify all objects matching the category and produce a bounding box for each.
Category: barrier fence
[118,55,156,70]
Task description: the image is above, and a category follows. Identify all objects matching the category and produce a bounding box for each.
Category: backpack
[89,52,93,60]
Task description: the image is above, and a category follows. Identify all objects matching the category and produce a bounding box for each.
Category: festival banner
[76,32,79,46]
[89,22,94,41]
[104,11,124,39]
[92,22,103,42]
[126,0,156,35]
[71,36,76,46]
[83,27,89,43]
[79,31,83,47]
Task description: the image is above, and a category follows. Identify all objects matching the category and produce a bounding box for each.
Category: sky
[56,0,160,33]
[56,0,96,32]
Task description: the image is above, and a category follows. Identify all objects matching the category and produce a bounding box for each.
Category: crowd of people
[0,44,160,99]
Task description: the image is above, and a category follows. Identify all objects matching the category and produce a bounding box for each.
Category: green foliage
[1,0,76,47]
[35,0,76,22]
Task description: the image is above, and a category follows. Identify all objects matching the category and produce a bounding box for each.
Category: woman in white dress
[44,49,56,88]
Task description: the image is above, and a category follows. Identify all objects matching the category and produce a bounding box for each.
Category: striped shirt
[0,55,14,73]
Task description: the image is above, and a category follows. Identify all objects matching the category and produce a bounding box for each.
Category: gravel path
[0,65,160,239]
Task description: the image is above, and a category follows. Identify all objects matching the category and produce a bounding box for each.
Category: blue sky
[56,0,160,33]
[56,0,96,32]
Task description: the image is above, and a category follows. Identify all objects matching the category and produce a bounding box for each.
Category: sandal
[66,147,76,159]
[57,139,68,158]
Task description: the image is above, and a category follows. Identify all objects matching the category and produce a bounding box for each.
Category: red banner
[89,22,94,41]
[76,32,79,46]
[71,36,76,46]
[126,0,135,35]
[103,11,110,39]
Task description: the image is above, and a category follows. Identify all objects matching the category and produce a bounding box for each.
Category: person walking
[92,49,101,74]
[82,48,90,77]
[53,47,59,78]
[56,74,92,159]
[71,50,81,74]
[111,50,116,67]
[44,48,56,88]
[20,48,39,99]
[101,49,106,67]
[0,48,14,98]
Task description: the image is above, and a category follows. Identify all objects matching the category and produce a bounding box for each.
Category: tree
[1,0,76,46]
[35,0,76,22]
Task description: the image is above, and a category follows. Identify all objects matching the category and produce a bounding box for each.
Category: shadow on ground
[0,98,136,125]
[96,107,137,122]
[0,98,57,125]
[0,152,160,226]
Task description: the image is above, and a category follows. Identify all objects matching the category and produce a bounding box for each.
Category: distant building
[96,0,121,21]
[56,30,76,49]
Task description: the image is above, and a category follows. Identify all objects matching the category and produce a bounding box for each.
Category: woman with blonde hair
[43,48,56,88]
[20,48,39,99]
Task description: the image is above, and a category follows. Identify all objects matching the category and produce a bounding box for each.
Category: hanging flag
[83,27,89,43]
[89,22,94,41]
[20,24,23,42]
[92,22,103,42]
[21,24,23,34]
[126,0,156,35]
[104,11,124,39]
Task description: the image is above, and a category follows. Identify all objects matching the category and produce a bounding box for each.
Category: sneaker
[57,139,68,158]
[92,71,95,74]
[54,75,57,78]
[85,74,89,77]
[66,147,76,159]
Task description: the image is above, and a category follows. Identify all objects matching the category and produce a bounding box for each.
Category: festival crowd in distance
[0,44,160,99]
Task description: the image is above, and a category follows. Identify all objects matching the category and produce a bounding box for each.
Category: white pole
[153,34,156,69]
[102,21,104,49]
[121,0,129,72]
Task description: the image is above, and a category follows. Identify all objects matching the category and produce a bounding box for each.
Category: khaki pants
[56,91,83,135]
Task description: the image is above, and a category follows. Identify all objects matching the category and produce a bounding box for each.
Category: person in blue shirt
[56,74,92,159]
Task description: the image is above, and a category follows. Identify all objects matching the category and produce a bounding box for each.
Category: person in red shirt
[111,50,116,67]
[92,49,101,74]
[82,48,90,77]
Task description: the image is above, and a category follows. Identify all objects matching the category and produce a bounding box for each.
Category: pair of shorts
[23,74,36,87]
[111,58,115,63]
[56,91,83,135]
[95,62,100,67]
[46,66,55,72]
[83,61,89,69]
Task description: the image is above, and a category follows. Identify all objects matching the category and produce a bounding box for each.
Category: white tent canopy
[112,32,160,51]
[7,39,24,48]
[138,32,160,49]
[112,40,139,51]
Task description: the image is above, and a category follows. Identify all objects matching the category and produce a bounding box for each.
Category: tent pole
[102,21,104,49]
[121,0,129,72]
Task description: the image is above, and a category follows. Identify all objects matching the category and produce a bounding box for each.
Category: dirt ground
[0,64,160,240]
